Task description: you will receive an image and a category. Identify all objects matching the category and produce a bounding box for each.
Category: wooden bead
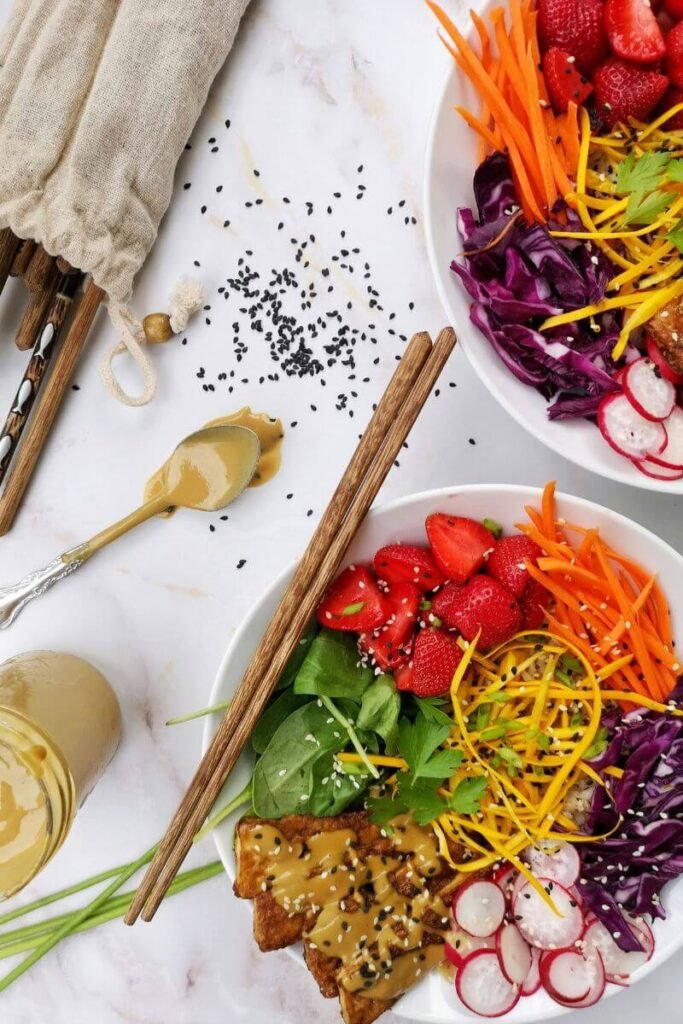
[143,312,173,344]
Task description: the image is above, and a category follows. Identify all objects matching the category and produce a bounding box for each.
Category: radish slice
[646,334,683,386]
[453,879,506,938]
[635,459,683,481]
[546,951,606,1008]
[455,949,521,1018]
[496,923,532,985]
[649,406,683,469]
[623,357,676,421]
[446,926,496,966]
[598,394,667,461]
[583,918,651,983]
[541,949,592,1002]
[521,948,541,996]
[513,879,584,950]
[524,841,580,888]
[492,863,517,894]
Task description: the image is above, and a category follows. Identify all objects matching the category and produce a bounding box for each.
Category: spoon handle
[0,555,84,629]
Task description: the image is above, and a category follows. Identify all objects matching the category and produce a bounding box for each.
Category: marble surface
[0,1,682,1022]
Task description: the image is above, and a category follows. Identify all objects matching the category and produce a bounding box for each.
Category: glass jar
[0,651,121,898]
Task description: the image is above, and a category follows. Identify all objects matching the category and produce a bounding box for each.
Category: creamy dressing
[241,815,450,1001]
[0,652,121,897]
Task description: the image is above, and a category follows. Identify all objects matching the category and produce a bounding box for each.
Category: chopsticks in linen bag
[125,326,457,923]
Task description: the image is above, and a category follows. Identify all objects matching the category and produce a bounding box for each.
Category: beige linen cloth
[0,0,250,404]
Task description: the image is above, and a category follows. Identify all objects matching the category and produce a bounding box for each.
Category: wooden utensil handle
[0,282,103,536]
[0,274,81,487]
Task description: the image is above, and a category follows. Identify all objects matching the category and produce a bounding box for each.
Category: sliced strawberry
[359,581,419,671]
[316,565,391,632]
[411,628,464,697]
[666,20,683,89]
[605,0,666,64]
[538,0,608,75]
[431,581,464,626]
[487,535,543,599]
[664,0,683,17]
[448,576,521,650]
[593,59,669,129]
[373,543,444,592]
[519,579,551,631]
[425,515,496,583]
[542,48,593,113]
[659,87,683,129]
[394,662,416,691]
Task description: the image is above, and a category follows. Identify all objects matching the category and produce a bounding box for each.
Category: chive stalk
[166,700,230,726]
[320,695,379,779]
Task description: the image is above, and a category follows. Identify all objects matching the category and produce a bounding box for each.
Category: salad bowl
[204,483,683,1024]
[423,11,683,496]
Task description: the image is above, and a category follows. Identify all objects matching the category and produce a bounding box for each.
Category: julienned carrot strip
[505,133,544,223]
[561,103,581,172]
[455,106,498,152]
[426,1,547,221]
[523,44,555,212]
[541,482,556,541]
[470,8,492,70]
[592,540,661,699]
[545,119,575,199]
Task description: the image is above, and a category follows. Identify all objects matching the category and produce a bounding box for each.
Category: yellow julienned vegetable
[338,629,683,913]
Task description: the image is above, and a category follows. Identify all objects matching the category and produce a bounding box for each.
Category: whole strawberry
[538,0,608,75]
[487,535,543,599]
[410,628,464,697]
[593,59,669,129]
[448,576,521,650]
[431,581,464,627]
[666,21,683,90]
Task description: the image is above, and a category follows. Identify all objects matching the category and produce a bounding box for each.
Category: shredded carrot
[426,1,581,221]
[520,483,681,705]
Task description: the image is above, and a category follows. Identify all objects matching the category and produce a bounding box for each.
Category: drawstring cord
[100,278,204,406]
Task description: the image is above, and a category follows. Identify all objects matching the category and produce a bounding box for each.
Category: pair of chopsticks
[125,325,457,924]
[0,228,103,534]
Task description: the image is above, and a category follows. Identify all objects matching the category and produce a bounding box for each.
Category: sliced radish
[524,841,580,888]
[513,879,584,950]
[635,459,683,481]
[496,923,532,985]
[623,357,676,421]
[521,948,542,996]
[455,949,521,1018]
[446,926,496,967]
[540,949,592,1002]
[492,863,517,893]
[453,879,506,938]
[546,951,606,1008]
[598,394,667,461]
[583,918,652,983]
[625,913,655,958]
[649,406,683,469]
[646,334,683,386]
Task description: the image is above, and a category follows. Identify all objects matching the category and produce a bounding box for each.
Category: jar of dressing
[0,652,121,898]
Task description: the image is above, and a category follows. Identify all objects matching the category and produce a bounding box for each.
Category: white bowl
[204,485,683,1023]
[423,16,683,495]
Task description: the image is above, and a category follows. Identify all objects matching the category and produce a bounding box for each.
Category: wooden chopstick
[126,326,456,924]
[15,246,60,351]
[0,271,83,487]
[0,229,20,296]
[0,281,103,536]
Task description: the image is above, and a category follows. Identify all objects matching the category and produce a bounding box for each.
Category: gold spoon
[0,425,261,628]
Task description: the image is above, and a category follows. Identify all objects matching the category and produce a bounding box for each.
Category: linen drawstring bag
[0,0,251,405]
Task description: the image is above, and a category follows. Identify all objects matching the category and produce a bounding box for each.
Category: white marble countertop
[0,1,682,1022]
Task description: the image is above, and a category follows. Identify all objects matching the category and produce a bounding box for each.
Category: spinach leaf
[252,698,366,817]
[308,755,371,815]
[252,689,310,754]
[293,629,372,700]
[356,674,401,753]
[275,620,318,691]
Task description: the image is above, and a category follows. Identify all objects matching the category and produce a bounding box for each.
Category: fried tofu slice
[647,299,683,374]
[234,811,461,1024]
